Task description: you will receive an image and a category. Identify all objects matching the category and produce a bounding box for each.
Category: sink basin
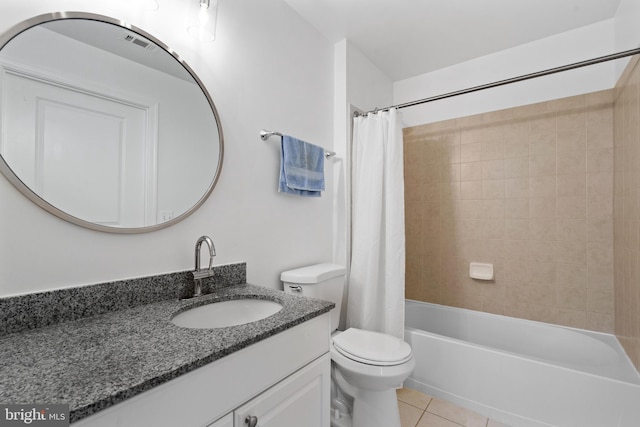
[171,298,283,329]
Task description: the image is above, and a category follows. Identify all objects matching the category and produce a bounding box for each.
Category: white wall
[614,0,640,78]
[394,19,618,127]
[332,40,392,270]
[0,0,335,296]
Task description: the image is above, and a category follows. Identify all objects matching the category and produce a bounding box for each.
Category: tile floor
[397,388,509,427]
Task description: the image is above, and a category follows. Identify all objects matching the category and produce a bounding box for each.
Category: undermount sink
[171,298,283,329]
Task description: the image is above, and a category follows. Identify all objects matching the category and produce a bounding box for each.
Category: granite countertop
[0,283,334,422]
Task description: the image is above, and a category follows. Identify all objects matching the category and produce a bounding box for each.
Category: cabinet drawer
[234,354,330,427]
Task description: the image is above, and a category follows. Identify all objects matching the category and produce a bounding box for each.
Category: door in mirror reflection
[3,71,155,227]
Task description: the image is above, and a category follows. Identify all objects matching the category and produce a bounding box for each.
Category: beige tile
[402,85,620,338]
[587,312,614,333]
[461,181,483,200]
[399,401,425,427]
[529,153,557,177]
[529,219,556,241]
[505,178,528,199]
[448,164,461,182]
[557,219,586,242]
[587,172,613,197]
[459,200,483,219]
[504,239,529,261]
[529,304,558,323]
[504,156,528,178]
[444,142,461,165]
[461,161,483,181]
[481,140,504,161]
[529,261,556,285]
[417,412,461,427]
[461,142,485,163]
[557,196,586,219]
[557,131,586,175]
[585,89,613,107]
[426,398,488,427]
[503,128,529,158]
[482,220,505,240]
[556,309,587,329]
[587,243,613,268]
[442,182,462,201]
[557,263,587,288]
[555,240,587,265]
[586,109,614,150]
[587,218,613,242]
[529,197,556,219]
[557,174,586,198]
[587,266,614,291]
[529,176,556,198]
[587,288,614,314]
[529,116,556,137]
[397,388,433,410]
[483,180,505,199]
[587,193,613,220]
[482,159,505,180]
[556,281,587,311]
[505,219,529,240]
[483,199,505,219]
[528,240,557,263]
[557,110,585,131]
[505,198,529,219]
[587,147,613,173]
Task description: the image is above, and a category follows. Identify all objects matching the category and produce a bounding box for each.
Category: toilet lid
[332,328,412,366]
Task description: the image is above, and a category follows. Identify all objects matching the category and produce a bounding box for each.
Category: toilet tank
[281,263,345,331]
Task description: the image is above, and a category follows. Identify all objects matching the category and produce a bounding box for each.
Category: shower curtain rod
[354,47,640,117]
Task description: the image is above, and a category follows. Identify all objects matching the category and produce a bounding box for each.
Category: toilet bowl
[281,264,415,427]
[330,328,415,427]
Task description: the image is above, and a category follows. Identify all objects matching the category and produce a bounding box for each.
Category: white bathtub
[404,300,640,427]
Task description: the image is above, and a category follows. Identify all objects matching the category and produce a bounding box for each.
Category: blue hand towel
[279,135,325,197]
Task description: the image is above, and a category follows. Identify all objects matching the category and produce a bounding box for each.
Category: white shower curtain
[347,108,405,339]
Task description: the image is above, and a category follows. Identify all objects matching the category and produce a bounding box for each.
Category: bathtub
[404,300,640,427]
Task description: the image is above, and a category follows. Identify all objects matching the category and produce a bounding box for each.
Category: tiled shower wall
[403,90,615,333]
[614,56,640,371]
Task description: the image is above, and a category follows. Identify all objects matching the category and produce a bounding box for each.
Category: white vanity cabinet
[233,354,329,427]
[208,413,233,427]
[74,314,331,427]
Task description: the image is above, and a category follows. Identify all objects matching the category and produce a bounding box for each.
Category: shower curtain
[347,108,405,339]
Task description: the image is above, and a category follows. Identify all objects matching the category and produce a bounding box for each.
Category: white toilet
[281,263,415,427]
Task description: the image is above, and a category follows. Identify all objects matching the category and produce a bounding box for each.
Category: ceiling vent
[120,32,157,52]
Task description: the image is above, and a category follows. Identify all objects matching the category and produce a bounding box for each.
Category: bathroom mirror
[0,12,223,233]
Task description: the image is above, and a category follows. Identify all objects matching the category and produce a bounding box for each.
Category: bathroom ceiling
[283,0,622,81]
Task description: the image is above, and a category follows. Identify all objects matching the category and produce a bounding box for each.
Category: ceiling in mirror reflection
[0,13,223,233]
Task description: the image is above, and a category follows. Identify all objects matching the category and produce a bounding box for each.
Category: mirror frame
[0,11,224,233]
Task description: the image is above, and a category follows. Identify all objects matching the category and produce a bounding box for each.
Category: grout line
[414,408,426,427]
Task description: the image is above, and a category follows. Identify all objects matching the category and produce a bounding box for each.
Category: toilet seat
[332,328,412,366]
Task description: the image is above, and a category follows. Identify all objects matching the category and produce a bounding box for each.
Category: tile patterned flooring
[397,388,509,427]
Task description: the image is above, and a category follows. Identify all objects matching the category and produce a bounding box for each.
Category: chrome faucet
[191,235,216,297]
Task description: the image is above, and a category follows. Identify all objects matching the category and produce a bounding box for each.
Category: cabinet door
[208,413,233,427]
[234,354,330,427]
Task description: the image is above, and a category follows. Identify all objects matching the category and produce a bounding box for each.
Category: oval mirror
[0,12,223,233]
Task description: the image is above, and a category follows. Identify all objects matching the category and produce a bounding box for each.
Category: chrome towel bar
[260,129,336,158]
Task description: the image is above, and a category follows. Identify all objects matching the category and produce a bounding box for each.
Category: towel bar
[260,129,336,158]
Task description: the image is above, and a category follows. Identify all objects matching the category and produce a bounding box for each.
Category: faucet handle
[206,237,216,270]
[193,269,215,280]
